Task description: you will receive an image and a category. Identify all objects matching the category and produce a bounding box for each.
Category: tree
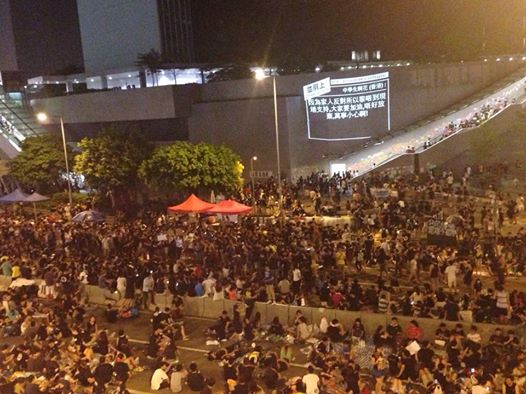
[10,134,72,193]
[135,49,164,86]
[74,126,151,208]
[139,142,243,196]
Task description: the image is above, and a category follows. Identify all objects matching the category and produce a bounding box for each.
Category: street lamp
[254,71,282,217]
[36,112,73,207]
[250,156,257,206]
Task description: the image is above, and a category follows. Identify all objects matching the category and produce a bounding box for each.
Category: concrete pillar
[100,76,108,90]
[413,154,420,174]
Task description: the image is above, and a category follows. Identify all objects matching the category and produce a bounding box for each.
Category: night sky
[192,0,526,64]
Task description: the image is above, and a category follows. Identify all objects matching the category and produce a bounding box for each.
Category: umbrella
[24,192,50,222]
[72,209,105,223]
[0,188,28,203]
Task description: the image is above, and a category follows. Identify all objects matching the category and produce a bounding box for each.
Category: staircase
[332,66,526,177]
[0,94,45,159]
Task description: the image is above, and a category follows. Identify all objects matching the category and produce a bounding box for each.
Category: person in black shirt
[94,355,113,389]
[223,357,237,381]
[386,317,402,350]
[262,365,279,390]
[444,297,460,321]
[114,353,130,384]
[327,319,345,343]
[416,340,434,371]
[186,362,205,392]
[75,359,94,388]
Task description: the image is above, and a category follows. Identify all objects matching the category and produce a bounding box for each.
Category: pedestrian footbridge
[331,66,526,177]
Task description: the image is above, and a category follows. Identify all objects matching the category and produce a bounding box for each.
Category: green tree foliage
[10,134,71,193]
[139,142,243,195]
[74,126,151,206]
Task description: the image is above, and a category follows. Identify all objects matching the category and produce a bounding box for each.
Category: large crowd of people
[0,164,525,393]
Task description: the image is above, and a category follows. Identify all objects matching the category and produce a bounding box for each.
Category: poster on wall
[303,72,391,141]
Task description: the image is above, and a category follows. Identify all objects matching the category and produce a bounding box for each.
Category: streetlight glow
[252,156,258,161]
[36,112,48,122]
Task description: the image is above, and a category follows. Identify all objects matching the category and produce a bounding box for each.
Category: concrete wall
[0,276,510,344]
[31,84,200,123]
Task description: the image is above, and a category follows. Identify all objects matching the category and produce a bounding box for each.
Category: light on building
[254,68,266,80]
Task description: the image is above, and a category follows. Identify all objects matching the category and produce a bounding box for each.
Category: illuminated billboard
[303,72,390,141]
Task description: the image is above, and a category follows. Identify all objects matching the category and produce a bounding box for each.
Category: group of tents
[0,188,101,222]
[0,190,251,222]
[167,193,252,215]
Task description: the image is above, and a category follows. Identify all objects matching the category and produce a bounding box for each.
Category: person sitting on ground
[295,316,312,343]
[327,319,346,343]
[150,361,170,391]
[186,362,205,392]
[267,316,285,342]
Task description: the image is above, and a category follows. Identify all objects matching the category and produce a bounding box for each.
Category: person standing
[292,266,302,295]
[444,262,458,290]
[142,273,155,309]
[264,268,275,303]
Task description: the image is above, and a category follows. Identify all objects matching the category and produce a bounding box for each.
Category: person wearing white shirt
[150,363,170,391]
[444,263,458,289]
[116,275,127,299]
[302,366,320,394]
[292,267,302,294]
[202,276,216,296]
[78,269,88,299]
[142,274,155,308]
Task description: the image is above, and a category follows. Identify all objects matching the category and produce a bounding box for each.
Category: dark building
[0,0,84,76]
[158,0,195,63]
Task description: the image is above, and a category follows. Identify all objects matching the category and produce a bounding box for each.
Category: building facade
[29,60,524,179]
[77,0,194,73]
[0,0,84,76]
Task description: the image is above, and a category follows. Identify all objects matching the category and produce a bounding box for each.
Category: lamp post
[255,70,282,217]
[250,156,257,205]
[36,112,73,207]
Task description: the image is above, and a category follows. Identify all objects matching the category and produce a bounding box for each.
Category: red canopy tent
[207,199,252,214]
[168,194,216,213]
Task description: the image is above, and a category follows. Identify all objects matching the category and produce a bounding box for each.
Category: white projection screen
[303,72,391,141]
